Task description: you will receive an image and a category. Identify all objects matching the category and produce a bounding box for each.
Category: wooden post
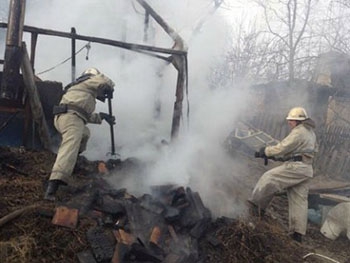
[0,0,26,101]
[136,0,188,139]
[30,32,38,70]
[71,27,76,81]
[171,55,186,139]
[136,0,185,49]
[20,42,51,150]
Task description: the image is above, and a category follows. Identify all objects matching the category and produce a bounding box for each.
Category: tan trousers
[250,162,313,235]
[49,113,90,184]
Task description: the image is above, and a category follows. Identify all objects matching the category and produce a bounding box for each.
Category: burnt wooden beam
[140,194,164,215]
[71,27,76,81]
[30,32,38,70]
[163,205,180,222]
[87,226,116,262]
[179,187,211,228]
[171,59,186,139]
[130,243,163,263]
[135,0,188,140]
[136,0,186,50]
[20,42,51,149]
[189,217,211,239]
[0,0,26,100]
[0,22,186,56]
[94,195,125,216]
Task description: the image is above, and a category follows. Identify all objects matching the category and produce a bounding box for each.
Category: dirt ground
[0,146,350,263]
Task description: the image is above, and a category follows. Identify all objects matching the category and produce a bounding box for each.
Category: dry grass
[0,236,36,263]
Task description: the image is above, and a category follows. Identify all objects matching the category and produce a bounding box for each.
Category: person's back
[61,71,115,123]
[44,68,115,201]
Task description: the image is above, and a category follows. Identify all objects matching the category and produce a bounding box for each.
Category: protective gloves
[104,88,114,99]
[254,147,266,158]
[100,112,116,125]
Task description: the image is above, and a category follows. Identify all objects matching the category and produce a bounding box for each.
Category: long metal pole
[71,27,76,81]
[107,96,116,156]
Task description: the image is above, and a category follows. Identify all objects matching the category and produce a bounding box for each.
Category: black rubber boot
[292,232,302,243]
[44,180,66,201]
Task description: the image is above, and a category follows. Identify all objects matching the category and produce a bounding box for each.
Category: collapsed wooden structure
[0,0,189,149]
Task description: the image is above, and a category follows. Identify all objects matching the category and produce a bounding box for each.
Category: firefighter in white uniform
[249,107,317,243]
[44,68,115,201]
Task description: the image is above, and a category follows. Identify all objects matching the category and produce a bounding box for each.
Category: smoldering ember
[1,0,350,263]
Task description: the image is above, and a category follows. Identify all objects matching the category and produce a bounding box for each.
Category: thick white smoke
[3,0,255,217]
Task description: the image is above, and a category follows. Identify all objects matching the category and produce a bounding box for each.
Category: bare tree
[209,18,281,89]
[255,0,317,82]
[313,1,350,54]
[331,0,350,8]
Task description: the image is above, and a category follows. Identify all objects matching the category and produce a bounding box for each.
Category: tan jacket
[265,119,317,163]
[60,73,115,123]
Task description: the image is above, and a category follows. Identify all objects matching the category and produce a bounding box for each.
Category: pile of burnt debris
[42,177,220,263]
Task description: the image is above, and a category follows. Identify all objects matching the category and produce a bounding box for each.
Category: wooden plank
[319,194,350,203]
[309,179,350,193]
[20,42,51,149]
[0,22,186,56]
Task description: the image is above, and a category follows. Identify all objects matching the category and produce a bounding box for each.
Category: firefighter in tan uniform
[44,68,115,201]
[248,107,317,243]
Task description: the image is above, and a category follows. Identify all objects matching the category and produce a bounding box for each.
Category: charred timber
[0,0,26,100]
[20,42,51,149]
[136,0,186,51]
[0,22,186,56]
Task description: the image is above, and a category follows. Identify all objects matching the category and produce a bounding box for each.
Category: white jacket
[265,119,317,164]
[60,73,115,123]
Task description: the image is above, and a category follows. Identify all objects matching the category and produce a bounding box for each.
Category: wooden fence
[249,114,350,179]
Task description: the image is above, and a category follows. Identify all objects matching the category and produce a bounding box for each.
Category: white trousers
[251,162,313,235]
[49,113,90,184]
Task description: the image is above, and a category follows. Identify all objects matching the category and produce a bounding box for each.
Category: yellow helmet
[286,107,308,121]
[82,67,100,76]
